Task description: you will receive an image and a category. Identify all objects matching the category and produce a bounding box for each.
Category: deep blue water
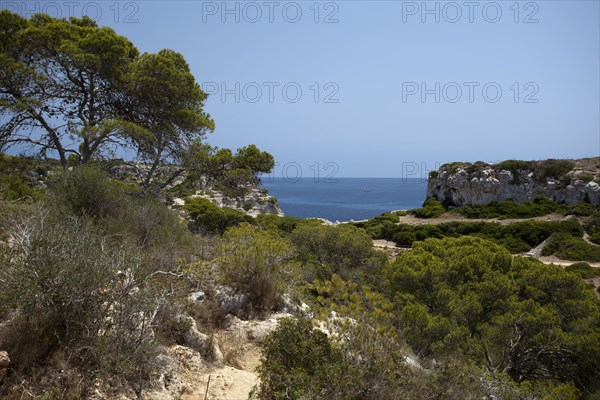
[261,178,427,222]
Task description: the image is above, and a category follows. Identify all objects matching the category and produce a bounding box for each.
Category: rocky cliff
[427,158,600,207]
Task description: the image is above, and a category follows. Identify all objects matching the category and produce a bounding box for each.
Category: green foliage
[127,49,215,191]
[536,159,575,182]
[370,211,400,223]
[565,200,598,216]
[496,160,532,172]
[184,197,253,234]
[359,210,584,254]
[409,197,446,218]
[291,224,379,281]
[50,165,125,219]
[0,10,139,164]
[442,161,466,175]
[187,143,275,197]
[354,212,402,240]
[585,211,600,243]
[251,318,351,400]
[0,154,54,201]
[495,160,531,184]
[564,262,600,279]
[216,224,298,312]
[542,233,600,262]
[459,197,567,219]
[255,214,321,234]
[167,177,197,198]
[0,208,158,382]
[252,312,414,400]
[0,163,201,396]
[384,236,600,392]
[0,173,39,200]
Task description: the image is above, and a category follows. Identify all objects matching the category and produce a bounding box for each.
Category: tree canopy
[0,10,214,177]
[384,236,600,392]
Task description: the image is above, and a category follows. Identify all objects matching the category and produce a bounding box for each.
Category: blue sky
[4,0,600,177]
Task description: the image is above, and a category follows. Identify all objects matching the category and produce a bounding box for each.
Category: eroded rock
[427,159,600,207]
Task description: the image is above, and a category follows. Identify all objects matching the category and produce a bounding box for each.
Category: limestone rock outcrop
[0,351,9,383]
[426,158,600,207]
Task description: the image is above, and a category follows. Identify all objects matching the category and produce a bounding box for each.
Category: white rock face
[427,162,600,207]
[195,187,284,217]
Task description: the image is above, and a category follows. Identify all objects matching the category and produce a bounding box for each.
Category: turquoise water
[261,178,427,221]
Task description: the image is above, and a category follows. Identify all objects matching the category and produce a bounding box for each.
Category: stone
[0,351,9,382]
[427,159,600,207]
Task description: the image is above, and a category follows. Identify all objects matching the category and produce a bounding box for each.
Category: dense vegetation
[253,237,600,399]
[357,196,600,261]
[0,166,199,397]
[1,10,599,400]
[386,237,600,392]
[1,161,600,398]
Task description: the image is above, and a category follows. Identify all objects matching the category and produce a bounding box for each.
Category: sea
[260,177,428,222]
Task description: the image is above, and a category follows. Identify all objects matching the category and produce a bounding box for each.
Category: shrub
[542,233,600,262]
[216,224,298,312]
[0,208,159,388]
[291,224,377,281]
[536,159,574,182]
[184,197,254,235]
[496,160,531,184]
[255,214,321,234]
[565,201,597,216]
[564,262,600,279]
[359,217,583,254]
[585,211,600,237]
[251,318,350,400]
[50,165,125,219]
[410,198,446,219]
[459,197,566,219]
[590,231,600,245]
[0,174,40,201]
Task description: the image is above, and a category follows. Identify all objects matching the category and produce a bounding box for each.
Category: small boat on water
[363,187,371,192]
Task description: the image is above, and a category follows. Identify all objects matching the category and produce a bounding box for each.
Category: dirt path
[583,232,599,247]
[535,255,600,269]
[394,212,570,226]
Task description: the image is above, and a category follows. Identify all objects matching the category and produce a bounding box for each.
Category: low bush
[458,197,566,219]
[495,159,532,184]
[565,201,598,216]
[542,233,600,262]
[564,262,600,279]
[50,165,125,219]
[0,209,159,390]
[409,198,446,219]
[536,159,574,182]
[291,224,379,281]
[360,215,583,254]
[216,224,298,313]
[585,211,600,242]
[184,197,253,234]
[0,174,41,201]
[251,318,351,400]
[255,214,321,234]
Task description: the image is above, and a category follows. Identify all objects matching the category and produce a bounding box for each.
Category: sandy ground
[395,212,570,226]
[536,255,600,268]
